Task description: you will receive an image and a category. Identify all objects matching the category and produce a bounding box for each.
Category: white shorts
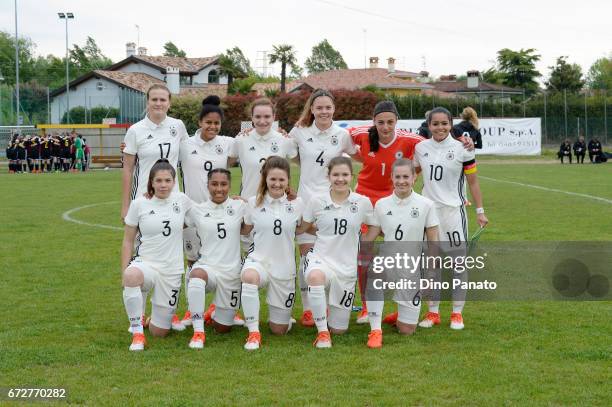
[241,258,295,322]
[305,254,356,330]
[183,227,201,262]
[128,258,183,330]
[190,263,241,311]
[436,205,468,250]
[296,232,316,245]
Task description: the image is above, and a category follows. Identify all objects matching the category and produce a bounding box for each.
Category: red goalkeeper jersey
[349,125,424,204]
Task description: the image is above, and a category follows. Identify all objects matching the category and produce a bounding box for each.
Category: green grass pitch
[1,160,611,405]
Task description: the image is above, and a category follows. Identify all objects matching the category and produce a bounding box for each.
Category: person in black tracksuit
[16,137,26,172]
[452,106,483,149]
[588,138,602,163]
[558,139,572,164]
[416,111,431,138]
[573,136,586,164]
[6,137,17,173]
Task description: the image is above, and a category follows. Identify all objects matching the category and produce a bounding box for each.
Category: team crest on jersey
[323,204,333,210]
[285,204,294,213]
[306,137,314,142]
[172,202,180,213]
[249,146,256,151]
[204,213,211,217]
[330,135,338,146]
[270,142,279,153]
[368,151,376,157]
[191,150,198,155]
[410,207,419,218]
[226,207,235,216]
[185,241,193,251]
[169,126,178,137]
[424,152,429,157]
[446,151,455,160]
[349,202,359,213]
[215,145,224,155]
[395,151,403,159]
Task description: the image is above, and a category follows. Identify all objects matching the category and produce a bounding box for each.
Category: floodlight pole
[15,0,20,125]
[59,12,74,124]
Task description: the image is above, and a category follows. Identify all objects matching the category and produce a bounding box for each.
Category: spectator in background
[416,111,431,138]
[588,137,602,163]
[83,138,91,171]
[573,136,586,164]
[452,107,483,149]
[558,139,572,164]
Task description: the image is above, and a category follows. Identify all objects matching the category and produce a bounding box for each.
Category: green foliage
[587,55,612,90]
[482,67,505,84]
[69,37,113,74]
[547,56,585,93]
[0,30,36,85]
[60,105,119,124]
[495,48,542,96]
[168,96,201,133]
[269,44,301,93]
[304,39,348,73]
[218,47,254,86]
[228,76,259,95]
[162,41,186,58]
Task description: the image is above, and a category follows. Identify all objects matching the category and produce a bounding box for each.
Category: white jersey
[124,116,188,200]
[303,191,375,279]
[244,194,304,279]
[371,191,439,242]
[289,123,356,201]
[184,198,245,275]
[414,135,476,208]
[231,130,297,199]
[124,191,193,273]
[179,132,235,204]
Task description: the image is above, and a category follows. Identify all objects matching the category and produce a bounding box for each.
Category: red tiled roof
[432,80,522,94]
[178,84,228,98]
[93,70,165,93]
[290,68,432,92]
[122,55,218,74]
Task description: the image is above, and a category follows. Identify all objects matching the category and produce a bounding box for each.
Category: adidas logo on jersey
[149,210,155,214]
[323,205,333,210]
[423,153,429,157]
[147,135,153,139]
[249,146,256,151]
[260,208,266,212]
[204,213,211,217]
[306,138,314,142]
[386,211,393,216]
[191,150,198,155]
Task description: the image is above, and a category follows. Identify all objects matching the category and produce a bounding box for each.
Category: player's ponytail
[147,158,176,197]
[256,156,291,207]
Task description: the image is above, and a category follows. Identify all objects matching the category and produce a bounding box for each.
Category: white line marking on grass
[62,201,123,231]
[479,176,612,205]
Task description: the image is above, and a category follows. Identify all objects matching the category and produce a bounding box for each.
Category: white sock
[188,278,206,332]
[241,283,260,333]
[308,285,327,333]
[141,290,149,316]
[123,286,143,334]
[184,267,190,309]
[368,300,384,331]
[452,302,464,314]
[299,256,310,311]
[428,301,440,314]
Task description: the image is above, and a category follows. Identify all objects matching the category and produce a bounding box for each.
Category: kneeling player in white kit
[183,168,246,349]
[121,159,193,351]
[240,157,304,350]
[413,107,489,330]
[301,157,375,348]
[363,159,440,347]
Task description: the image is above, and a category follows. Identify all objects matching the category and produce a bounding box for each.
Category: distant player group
[6,131,89,173]
[120,83,489,351]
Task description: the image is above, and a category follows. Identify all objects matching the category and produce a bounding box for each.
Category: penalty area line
[62,201,122,231]
[479,176,612,205]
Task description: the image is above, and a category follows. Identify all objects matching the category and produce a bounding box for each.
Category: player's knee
[149,324,170,337]
[189,267,207,281]
[329,327,347,335]
[241,269,260,285]
[397,322,417,336]
[122,267,144,287]
[269,323,289,335]
[299,243,313,256]
[307,270,325,286]
[213,321,232,334]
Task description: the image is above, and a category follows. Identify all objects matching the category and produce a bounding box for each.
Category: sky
[1,0,611,82]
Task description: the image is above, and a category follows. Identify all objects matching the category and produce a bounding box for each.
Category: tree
[495,48,541,95]
[69,36,113,75]
[304,39,347,73]
[481,67,505,84]
[218,46,254,86]
[586,55,612,91]
[163,41,186,58]
[546,56,584,93]
[269,44,301,93]
[0,31,36,85]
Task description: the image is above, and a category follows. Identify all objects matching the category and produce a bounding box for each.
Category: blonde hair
[296,89,335,127]
[255,156,291,207]
[146,84,171,100]
[461,106,479,128]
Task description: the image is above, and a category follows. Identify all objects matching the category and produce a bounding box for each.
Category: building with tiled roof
[50,43,228,123]
[431,71,522,101]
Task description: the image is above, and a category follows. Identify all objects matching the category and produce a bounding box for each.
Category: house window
[180,76,192,85]
[96,81,104,91]
[208,69,219,84]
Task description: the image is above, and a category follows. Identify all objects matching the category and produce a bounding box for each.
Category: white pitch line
[479,176,612,205]
[62,201,123,231]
